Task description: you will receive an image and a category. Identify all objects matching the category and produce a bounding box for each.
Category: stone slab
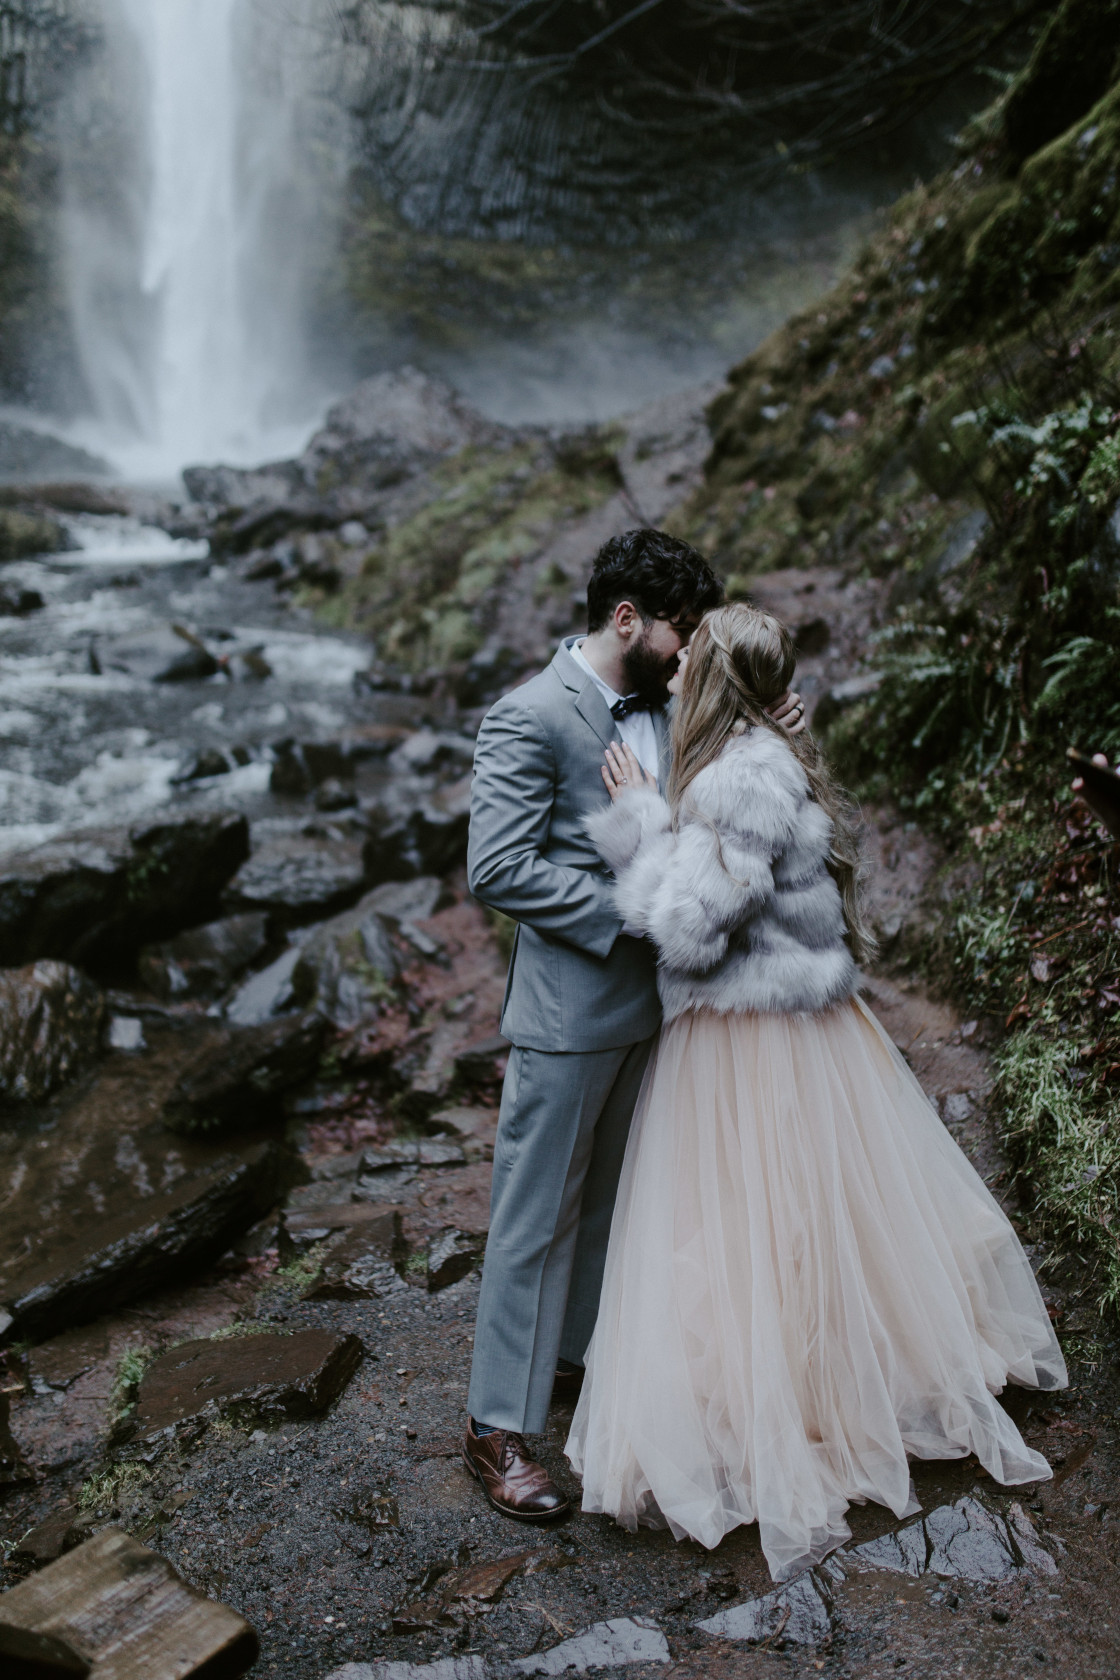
[0,813,249,971]
[513,1616,670,1674]
[161,1012,324,1133]
[0,1527,259,1678]
[845,1496,1057,1582]
[696,1569,836,1646]
[2,1142,285,1345]
[127,1328,362,1438]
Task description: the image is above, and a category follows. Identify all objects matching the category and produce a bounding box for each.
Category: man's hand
[769,689,807,735]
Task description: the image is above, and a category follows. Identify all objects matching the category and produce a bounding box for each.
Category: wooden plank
[0,1528,259,1680]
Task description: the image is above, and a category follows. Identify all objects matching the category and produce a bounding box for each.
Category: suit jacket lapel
[554,637,619,752]
[654,703,672,787]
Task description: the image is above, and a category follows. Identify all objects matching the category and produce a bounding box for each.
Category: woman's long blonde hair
[668,602,876,965]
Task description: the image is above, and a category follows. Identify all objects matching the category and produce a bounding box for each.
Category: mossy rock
[1003,0,1120,161]
[0,507,65,561]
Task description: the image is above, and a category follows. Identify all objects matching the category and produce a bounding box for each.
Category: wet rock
[454,1036,511,1092]
[513,1616,671,1674]
[10,1504,83,1567]
[284,1200,401,1238]
[317,777,358,812]
[427,1105,499,1146]
[359,1140,466,1174]
[846,1496,1057,1581]
[291,894,399,1030]
[98,625,221,683]
[224,945,301,1026]
[223,819,367,924]
[172,745,251,783]
[0,584,45,615]
[107,1015,145,1052]
[0,961,105,1104]
[277,1222,333,1264]
[269,735,403,797]
[0,811,250,970]
[696,1570,837,1647]
[1,1139,286,1344]
[1,1383,36,1490]
[138,912,270,1001]
[125,1328,362,1439]
[0,1527,260,1675]
[424,1228,485,1292]
[0,507,67,561]
[162,1013,324,1134]
[363,779,472,885]
[390,730,476,777]
[363,876,445,926]
[0,421,112,485]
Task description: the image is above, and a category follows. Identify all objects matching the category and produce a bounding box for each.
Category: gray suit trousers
[467,1035,655,1434]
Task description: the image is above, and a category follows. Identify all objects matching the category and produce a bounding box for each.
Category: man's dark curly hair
[586,528,724,633]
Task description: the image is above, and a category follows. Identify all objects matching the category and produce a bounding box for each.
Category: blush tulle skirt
[565,998,1066,1582]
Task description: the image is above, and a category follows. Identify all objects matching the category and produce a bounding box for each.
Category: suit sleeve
[467,699,624,959]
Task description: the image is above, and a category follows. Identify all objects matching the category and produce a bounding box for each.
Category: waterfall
[58,0,340,479]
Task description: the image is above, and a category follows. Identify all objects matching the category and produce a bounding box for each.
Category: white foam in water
[0,749,181,855]
[60,514,209,566]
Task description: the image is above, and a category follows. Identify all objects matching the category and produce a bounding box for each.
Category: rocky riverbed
[1,370,1118,1679]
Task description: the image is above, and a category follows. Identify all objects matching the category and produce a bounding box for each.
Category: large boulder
[0,961,105,1104]
[222,819,366,925]
[186,369,500,522]
[0,813,250,971]
[0,421,111,485]
[138,912,271,1001]
[0,1019,294,1344]
[290,892,402,1030]
[161,1013,325,1135]
[362,776,471,884]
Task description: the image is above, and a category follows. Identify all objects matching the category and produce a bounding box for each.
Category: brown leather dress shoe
[551,1364,585,1402]
[462,1419,571,1522]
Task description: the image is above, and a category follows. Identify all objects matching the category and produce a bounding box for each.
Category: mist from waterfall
[57,0,343,480]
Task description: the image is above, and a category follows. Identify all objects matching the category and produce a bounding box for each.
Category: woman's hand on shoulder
[602,741,658,802]
[768,689,807,734]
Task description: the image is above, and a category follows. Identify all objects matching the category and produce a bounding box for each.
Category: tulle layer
[565,998,1066,1581]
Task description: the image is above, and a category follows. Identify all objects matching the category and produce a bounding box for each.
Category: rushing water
[55,0,335,478]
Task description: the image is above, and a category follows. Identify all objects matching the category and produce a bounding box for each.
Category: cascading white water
[58,0,340,479]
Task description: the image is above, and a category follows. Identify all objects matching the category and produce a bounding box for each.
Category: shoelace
[501,1431,528,1469]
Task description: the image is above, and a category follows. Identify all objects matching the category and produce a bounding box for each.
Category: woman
[565,603,1066,1582]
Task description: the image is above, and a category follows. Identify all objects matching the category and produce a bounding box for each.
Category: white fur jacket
[586,725,858,1020]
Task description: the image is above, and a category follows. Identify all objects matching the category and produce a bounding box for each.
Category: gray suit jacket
[467,638,668,1052]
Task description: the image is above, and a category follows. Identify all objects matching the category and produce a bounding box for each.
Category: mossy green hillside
[317,433,622,678]
[681,0,1120,1312]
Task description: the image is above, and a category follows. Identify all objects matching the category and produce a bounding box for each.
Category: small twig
[758,1604,792,1650]
[522,1600,571,1637]
[1030,917,1093,947]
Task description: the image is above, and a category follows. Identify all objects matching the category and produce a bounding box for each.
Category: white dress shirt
[570,639,661,784]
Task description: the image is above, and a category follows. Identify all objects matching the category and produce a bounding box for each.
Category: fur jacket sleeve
[586,726,858,1018]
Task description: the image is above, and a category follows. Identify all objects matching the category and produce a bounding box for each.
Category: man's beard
[622,632,679,705]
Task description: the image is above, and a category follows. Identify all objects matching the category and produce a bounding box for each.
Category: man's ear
[614,600,639,637]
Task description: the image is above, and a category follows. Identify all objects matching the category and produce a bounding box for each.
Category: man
[462,528,804,1520]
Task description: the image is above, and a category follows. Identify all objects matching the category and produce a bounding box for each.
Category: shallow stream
[0,517,421,855]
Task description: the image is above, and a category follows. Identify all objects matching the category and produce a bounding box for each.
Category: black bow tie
[611,694,656,721]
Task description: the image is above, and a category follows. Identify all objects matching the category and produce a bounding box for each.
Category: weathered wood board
[0,1527,259,1679]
